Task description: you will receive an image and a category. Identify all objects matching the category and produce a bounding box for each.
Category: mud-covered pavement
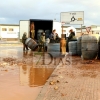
[36,56,100,100]
[0,44,54,100]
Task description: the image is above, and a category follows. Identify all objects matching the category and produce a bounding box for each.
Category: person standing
[55,33,60,43]
[22,32,29,51]
[49,29,57,43]
[30,22,35,39]
[66,29,77,52]
[68,29,76,41]
[38,32,46,52]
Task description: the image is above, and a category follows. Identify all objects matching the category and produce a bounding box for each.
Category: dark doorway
[30,19,53,40]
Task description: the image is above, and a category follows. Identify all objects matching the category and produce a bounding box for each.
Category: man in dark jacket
[68,29,76,41]
[49,29,57,43]
[22,32,29,51]
[66,29,77,52]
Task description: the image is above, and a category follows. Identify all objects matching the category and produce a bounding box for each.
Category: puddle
[0,47,54,100]
[20,66,54,87]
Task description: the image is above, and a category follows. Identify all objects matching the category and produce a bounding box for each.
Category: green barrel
[47,43,61,57]
[68,41,77,55]
[81,35,98,60]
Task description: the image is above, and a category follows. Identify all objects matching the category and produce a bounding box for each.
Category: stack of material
[81,34,98,60]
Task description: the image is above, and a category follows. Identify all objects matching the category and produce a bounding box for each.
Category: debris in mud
[65,81,68,83]
[0,62,7,66]
[69,73,75,78]
[61,93,64,96]
[49,81,54,85]
[59,72,61,74]
[54,86,58,90]
[81,60,94,64]
[49,80,60,85]
[9,62,14,66]
[59,76,63,78]
[61,93,67,96]
[1,69,8,72]
[3,57,16,62]
[77,65,100,71]
[57,80,60,83]
[51,74,58,77]
[81,71,98,78]
[49,81,56,85]
[4,69,8,72]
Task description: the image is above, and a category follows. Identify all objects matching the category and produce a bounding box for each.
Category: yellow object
[31,30,35,39]
[60,38,66,55]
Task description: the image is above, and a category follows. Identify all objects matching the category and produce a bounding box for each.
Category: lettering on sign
[77,18,82,21]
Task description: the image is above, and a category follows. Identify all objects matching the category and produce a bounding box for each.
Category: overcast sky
[0,0,100,27]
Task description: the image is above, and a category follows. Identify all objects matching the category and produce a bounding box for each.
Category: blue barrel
[47,43,61,57]
[25,38,38,51]
[77,37,82,56]
[81,35,98,60]
[68,41,77,55]
[45,38,50,46]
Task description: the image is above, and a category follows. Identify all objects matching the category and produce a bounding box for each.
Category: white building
[0,24,19,41]
[68,25,100,38]
[0,23,100,41]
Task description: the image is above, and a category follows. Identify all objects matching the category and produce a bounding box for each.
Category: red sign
[86,27,91,33]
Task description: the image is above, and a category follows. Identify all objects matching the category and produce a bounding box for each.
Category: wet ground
[1,44,100,100]
[0,44,54,100]
[36,56,100,100]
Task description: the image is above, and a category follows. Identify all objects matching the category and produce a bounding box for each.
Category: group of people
[49,29,60,43]
[22,28,77,52]
[22,29,60,52]
[38,29,60,51]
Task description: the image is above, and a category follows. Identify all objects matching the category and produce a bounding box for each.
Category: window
[2,28,7,31]
[9,28,14,31]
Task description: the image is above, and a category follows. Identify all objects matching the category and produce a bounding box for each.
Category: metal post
[62,25,63,34]
[81,24,82,33]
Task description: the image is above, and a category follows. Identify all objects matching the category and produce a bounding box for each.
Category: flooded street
[0,45,54,100]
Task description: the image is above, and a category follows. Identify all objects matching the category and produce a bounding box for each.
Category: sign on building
[60,11,84,25]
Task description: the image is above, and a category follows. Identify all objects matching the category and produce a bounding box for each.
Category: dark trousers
[38,44,46,52]
[23,43,29,51]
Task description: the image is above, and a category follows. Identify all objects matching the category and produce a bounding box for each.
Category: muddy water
[0,46,54,100]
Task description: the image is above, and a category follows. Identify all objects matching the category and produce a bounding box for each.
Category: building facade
[0,23,100,41]
[62,25,100,38]
[0,24,19,41]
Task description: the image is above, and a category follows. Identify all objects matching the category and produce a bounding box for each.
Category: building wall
[0,25,19,41]
[19,20,29,39]
[0,23,100,41]
[73,26,100,38]
[53,22,62,37]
